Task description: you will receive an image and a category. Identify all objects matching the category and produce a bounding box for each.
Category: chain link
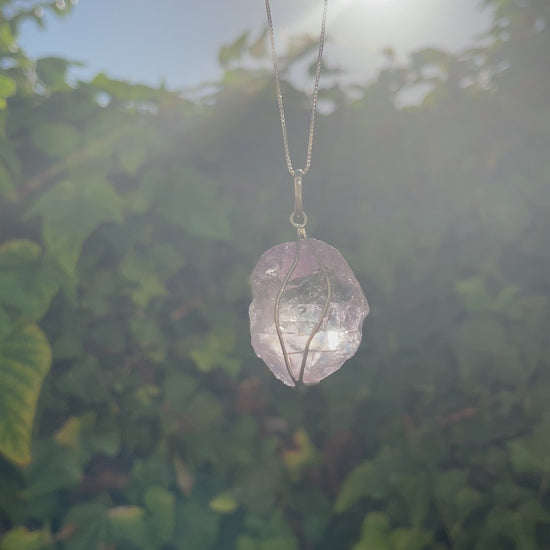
[265,0,329,177]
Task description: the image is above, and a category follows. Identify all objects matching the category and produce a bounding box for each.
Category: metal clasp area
[290,169,308,230]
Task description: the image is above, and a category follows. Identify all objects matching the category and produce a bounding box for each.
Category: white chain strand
[264,0,329,177]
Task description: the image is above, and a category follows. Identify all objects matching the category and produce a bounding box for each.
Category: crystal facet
[249,238,369,386]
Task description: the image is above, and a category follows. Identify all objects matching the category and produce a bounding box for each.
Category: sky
[18,0,493,91]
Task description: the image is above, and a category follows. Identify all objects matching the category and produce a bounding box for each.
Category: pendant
[249,171,369,387]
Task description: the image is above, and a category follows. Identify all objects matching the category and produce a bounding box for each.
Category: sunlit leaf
[54,416,81,448]
[281,429,318,481]
[0,323,52,466]
[209,492,238,514]
[0,74,16,104]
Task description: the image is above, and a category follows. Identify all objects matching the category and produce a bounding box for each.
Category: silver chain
[265,0,329,177]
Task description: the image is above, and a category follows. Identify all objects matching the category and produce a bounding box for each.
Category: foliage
[0,0,549,548]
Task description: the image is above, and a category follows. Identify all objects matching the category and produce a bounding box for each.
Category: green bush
[0,1,549,548]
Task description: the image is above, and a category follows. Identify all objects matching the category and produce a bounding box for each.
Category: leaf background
[1,0,550,549]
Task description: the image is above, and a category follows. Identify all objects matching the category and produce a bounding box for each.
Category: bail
[290,169,308,229]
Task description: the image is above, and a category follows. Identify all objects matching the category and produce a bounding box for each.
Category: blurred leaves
[0,0,549,549]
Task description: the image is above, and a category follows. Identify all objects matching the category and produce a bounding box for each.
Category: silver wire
[274,232,333,386]
[297,236,332,384]
[264,0,329,177]
[274,233,303,385]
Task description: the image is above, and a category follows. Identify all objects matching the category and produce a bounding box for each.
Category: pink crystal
[249,238,369,386]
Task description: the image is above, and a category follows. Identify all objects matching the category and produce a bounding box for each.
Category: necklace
[249,0,370,387]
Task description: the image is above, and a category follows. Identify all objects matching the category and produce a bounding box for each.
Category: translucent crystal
[249,238,369,386]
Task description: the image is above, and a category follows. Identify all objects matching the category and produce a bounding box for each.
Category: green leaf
[0,23,16,53]
[433,470,485,536]
[175,500,220,550]
[508,417,550,476]
[162,372,197,416]
[219,32,250,67]
[185,391,224,431]
[390,527,434,550]
[249,27,268,59]
[62,503,108,550]
[189,326,241,377]
[27,177,123,275]
[0,323,52,466]
[0,245,59,321]
[335,460,378,512]
[30,124,80,158]
[0,307,11,339]
[0,162,14,196]
[391,473,431,526]
[352,513,392,550]
[0,75,16,104]
[0,239,41,267]
[91,73,162,102]
[120,248,166,308]
[0,526,51,550]
[237,536,257,550]
[139,166,231,241]
[259,539,299,550]
[335,448,399,513]
[144,485,175,545]
[451,317,523,385]
[108,506,147,547]
[0,74,17,99]
[35,57,75,92]
[484,500,550,550]
[455,276,522,319]
[209,492,238,514]
[22,443,84,499]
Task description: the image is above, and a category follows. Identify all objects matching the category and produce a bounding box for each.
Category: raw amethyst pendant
[249,237,369,387]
